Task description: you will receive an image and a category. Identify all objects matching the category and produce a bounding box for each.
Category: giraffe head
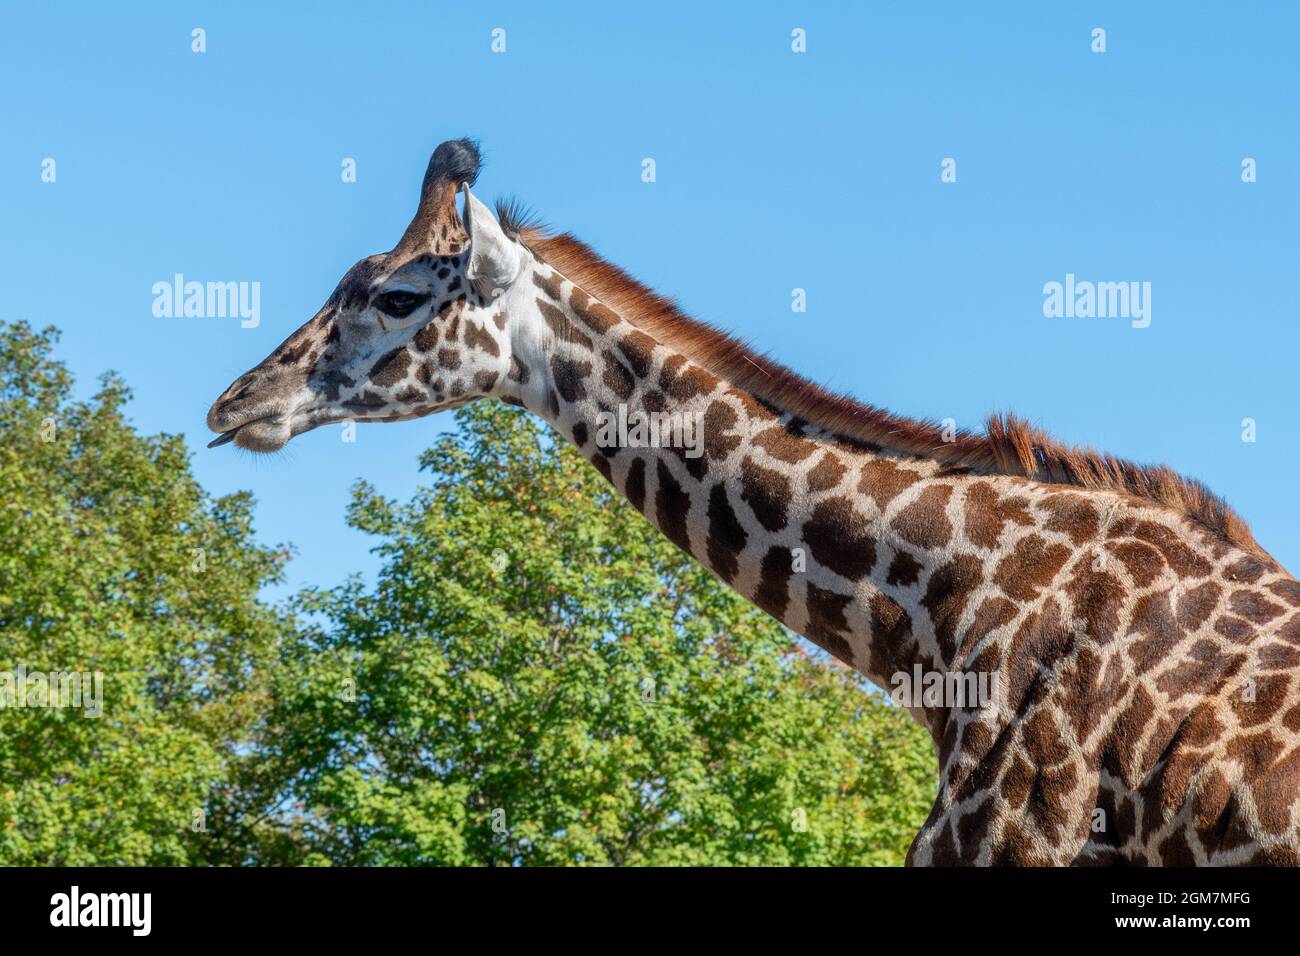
[206,138,530,452]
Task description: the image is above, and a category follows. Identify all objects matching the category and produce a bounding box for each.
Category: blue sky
[3,2,1298,600]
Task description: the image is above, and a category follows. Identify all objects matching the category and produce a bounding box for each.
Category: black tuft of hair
[423,137,482,191]
[494,196,547,237]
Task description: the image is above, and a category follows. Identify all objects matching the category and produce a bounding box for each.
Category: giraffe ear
[462,183,522,295]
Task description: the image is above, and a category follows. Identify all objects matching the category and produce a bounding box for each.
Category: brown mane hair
[497,201,1268,561]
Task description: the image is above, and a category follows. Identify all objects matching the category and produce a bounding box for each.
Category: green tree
[0,322,295,865]
[264,402,936,866]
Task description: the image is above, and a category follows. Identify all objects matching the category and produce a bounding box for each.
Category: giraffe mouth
[206,413,293,452]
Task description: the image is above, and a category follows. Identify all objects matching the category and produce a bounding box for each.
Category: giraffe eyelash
[373,290,431,319]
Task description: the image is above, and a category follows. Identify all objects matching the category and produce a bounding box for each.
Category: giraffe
[207,139,1300,866]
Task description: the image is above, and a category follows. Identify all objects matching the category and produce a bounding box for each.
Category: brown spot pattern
[802,497,876,581]
[739,456,790,532]
[893,485,954,550]
[993,535,1070,602]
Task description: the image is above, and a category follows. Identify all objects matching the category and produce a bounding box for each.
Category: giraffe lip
[205,413,284,449]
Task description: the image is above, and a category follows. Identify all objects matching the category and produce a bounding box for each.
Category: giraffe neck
[498,260,969,716]
[492,257,1300,865]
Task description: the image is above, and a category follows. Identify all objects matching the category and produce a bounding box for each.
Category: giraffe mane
[496,201,1268,561]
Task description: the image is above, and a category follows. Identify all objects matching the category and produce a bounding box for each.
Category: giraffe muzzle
[206,366,305,451]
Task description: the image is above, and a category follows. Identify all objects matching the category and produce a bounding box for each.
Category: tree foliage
[0,322,294,864]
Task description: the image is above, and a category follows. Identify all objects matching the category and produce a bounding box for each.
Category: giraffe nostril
[208,371,262,431]
[222,371,263,403]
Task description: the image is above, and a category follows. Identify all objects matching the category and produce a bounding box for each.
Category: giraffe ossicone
[207,138,1300,866]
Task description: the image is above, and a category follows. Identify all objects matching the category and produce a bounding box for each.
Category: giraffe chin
[227,418,293,453]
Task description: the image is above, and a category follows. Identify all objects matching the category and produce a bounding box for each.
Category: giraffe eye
[374,290,428,318]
